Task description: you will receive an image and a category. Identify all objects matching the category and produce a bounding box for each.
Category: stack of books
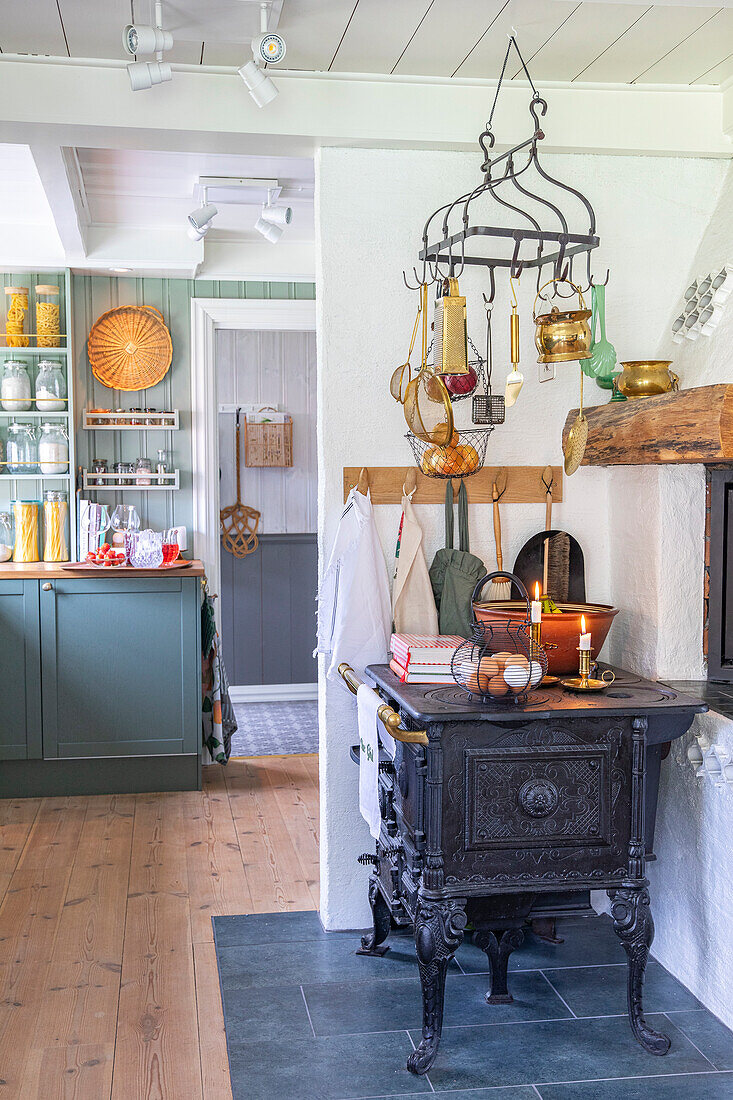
[389,634,464,684]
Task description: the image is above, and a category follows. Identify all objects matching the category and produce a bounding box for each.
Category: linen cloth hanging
[201,592,237,763]
[357,683,383,839]
[429,480,486,637]
[392,487,439,636]
[316,486,392,685]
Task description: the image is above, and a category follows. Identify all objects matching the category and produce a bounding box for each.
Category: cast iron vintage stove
[353,663,706,1077]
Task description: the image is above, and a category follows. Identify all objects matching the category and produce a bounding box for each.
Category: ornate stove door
[442,720,632,891]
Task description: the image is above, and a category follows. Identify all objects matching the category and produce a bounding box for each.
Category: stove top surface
[365,664,708,727]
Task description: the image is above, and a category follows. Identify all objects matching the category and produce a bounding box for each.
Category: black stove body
[355,664,706,1076]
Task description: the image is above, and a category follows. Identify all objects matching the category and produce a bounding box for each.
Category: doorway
[190,295,318,758]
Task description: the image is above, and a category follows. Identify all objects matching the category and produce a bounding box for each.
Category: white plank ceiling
[3,0,733,86]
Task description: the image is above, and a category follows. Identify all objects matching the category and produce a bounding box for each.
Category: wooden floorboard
[0,756,318,1100]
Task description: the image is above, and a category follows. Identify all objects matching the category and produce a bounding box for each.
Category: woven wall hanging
[87,305,173,391]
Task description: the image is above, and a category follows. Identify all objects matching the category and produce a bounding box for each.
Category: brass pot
[533,280,592,363]
[617,361,679,399]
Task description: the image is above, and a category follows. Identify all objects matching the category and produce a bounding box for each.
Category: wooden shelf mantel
[562,384,733,466]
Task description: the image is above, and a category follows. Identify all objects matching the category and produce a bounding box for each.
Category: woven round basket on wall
[87,305,173,391]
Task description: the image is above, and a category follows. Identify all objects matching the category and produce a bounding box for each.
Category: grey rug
[231,701,319,757]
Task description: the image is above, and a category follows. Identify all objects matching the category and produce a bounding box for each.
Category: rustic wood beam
[562,385,733,466]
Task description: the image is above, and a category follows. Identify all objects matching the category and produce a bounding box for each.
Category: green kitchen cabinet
[39,576,200,759]
[0,580,42,760]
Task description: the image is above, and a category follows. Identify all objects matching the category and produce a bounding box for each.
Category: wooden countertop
[0,559,206,579]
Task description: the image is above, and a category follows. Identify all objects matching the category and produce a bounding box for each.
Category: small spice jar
[144,408,158,425]
[114,461,134,485]
[114,408,126,425]
[35,284,61,347]
[130,408,144,425]
[135,457,153,485]
[91,458,108,486]
[2,360,32,411]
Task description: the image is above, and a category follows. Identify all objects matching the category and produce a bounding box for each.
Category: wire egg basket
[406,426,493,478]
[451,572,547,704]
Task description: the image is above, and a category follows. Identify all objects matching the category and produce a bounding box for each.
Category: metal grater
[433,277,468,375]
[472,393,505,425]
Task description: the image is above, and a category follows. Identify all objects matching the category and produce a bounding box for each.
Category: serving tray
[61,559,193,571]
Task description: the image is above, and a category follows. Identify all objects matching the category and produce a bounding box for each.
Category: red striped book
[390,633,463,668]
[389,658,456,685]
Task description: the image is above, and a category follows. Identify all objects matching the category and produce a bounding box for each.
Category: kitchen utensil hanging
[221,409,260,558]
[87,305,173,391]
[563,367,588,476]
[433,277,468,375]
[580,285,617,379]
[403,284,454,446]
[472,297,505,425]
[390,295,422,404]
[534,279,592,364]
[505,276,524,407]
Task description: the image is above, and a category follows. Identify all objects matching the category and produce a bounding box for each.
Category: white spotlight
[260,204,292,227]
[187,223,210,242]
[238,60,278,108]
[254,216,283,244]
[251,30,286,65]
[127,60,171,91]
[123,24,173,55]
[188,203,218,233]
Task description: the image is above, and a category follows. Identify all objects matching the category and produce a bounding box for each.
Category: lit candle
[579,614,592,651]
[531,582,542,624]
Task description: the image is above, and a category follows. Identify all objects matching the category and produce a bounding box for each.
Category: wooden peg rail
[343,466,563,504]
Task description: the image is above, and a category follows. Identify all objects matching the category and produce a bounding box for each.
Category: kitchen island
[0,560,204,796]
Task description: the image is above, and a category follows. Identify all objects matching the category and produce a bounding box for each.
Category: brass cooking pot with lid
[534,279,592,363]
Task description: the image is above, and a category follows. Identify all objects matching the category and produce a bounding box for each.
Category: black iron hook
[529,95,547,139]
[483,267,496,305]
[510,234,524,280]
[479,127,496,175]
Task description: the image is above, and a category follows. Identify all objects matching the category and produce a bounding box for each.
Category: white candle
[579,614,592,651]
[531,581,542,624]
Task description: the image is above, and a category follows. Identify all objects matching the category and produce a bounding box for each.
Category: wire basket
[406,426,493,478]
[451,572,547,704]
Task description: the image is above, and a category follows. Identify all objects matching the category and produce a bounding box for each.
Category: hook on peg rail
[357,467,370,495]
[403,467,417,496]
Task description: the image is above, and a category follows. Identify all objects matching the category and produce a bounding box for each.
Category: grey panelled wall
[72,277,316,542]
[216,327,317,533]
[221,532,317,686]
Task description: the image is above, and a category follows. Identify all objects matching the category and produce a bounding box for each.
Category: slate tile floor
[213,911,733,1100]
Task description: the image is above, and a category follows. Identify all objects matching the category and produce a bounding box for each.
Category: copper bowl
[472,601,620,675]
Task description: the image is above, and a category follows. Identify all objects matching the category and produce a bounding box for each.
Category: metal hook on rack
[529,94,548,139]
[510,234,524,280]
[483,267,496,306]
[583,249,610,291]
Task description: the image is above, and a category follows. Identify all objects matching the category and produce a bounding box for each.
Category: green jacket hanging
[429,479,486,637]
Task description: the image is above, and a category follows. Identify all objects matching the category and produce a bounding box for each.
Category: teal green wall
[72,277,316,539]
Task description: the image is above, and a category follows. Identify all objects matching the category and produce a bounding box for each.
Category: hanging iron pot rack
[406,36,608,302]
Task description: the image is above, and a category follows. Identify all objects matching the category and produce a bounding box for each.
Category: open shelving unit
[82,470,179,491]
[0,270,76,561]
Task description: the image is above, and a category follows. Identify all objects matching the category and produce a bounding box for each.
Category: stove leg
[357,876,391,957]
[474,927,525,1004]
[609,884,670,1056]
[408,897,467,1076]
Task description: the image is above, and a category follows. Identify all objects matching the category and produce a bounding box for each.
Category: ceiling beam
[0,59,730,160]
[28,144,89,260]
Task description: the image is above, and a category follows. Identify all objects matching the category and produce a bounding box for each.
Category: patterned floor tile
[220,983,313,1042]
[665,1010,733,1070]
[231,700,318,756]
[213,910,325,948]
[537,1070,733,1099]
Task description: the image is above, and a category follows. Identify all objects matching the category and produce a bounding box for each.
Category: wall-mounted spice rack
[83,410,179,430]
[82,470,180,491]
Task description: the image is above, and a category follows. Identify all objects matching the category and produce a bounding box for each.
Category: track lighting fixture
[238,60,278,108]
[124,1,173,91]
[127,60,172,91]
[254,215,283,244]
[187,203,218,241]
[259,203,292,228]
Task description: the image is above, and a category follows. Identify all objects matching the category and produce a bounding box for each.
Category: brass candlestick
[559,646,615,692]
[531,618,559,685]
[578,645,593,683]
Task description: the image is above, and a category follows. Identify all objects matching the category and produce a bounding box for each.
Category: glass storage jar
[114,461,134,485]
[5,422,38,474]
[1,361,32,411]
[38,422,68,474]
[90,458,108,486]
[35,284,60,347]
[4,287,29,347]
[12,499,39,562]
[35,360,66,411]
[43,489,69,562]
[0,511,12,562]
[135,457,153,485]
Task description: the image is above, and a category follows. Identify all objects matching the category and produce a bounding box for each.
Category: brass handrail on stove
[338,663,429,746]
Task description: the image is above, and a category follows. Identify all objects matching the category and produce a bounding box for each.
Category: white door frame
[190,296,317,604]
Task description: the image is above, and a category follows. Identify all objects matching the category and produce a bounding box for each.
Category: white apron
[392,489,439,636]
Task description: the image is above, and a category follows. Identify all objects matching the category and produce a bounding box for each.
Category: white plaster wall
[648,713,733,1031]
[316,145,724,930]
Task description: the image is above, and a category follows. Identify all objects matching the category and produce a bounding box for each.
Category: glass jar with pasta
[12,499,39,562]
[43,490,69,562]
[35,284,61,348]
[4,286,29,347]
